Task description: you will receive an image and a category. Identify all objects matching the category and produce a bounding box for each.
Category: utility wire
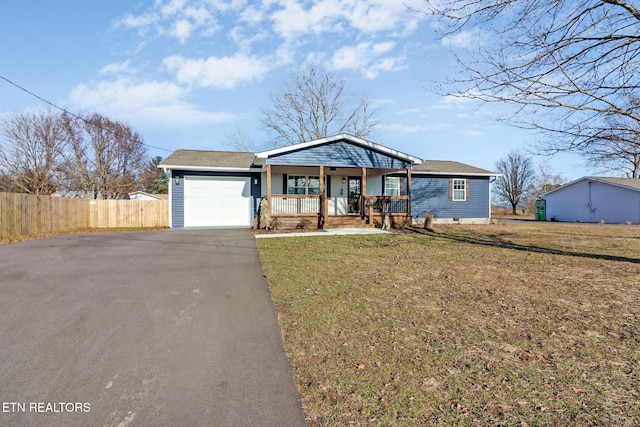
[0,74,173,153]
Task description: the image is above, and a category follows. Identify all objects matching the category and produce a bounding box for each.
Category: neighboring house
[158,134,499,229]
[128,191,169,201]
[542,176,640,224]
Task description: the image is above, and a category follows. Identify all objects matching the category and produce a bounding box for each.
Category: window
[385,176,400,196]
[452,179,466,201]
[287,176,320,195]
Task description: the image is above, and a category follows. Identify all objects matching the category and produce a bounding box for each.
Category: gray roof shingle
[159,150,256,169]
[412,160,498,176]
[589,177,640,191]
[159,149,499,176]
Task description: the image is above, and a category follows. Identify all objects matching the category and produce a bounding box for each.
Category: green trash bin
[534,198,546,221]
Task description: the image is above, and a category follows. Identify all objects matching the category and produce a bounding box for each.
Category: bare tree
[582,97,640,178]
[494,151,536,215]
[526,163,566,211]
[0,109,66,195]
[419,1,640,167]
[261,65,380,146]
[226,126,263,152]
[61,113,147,199]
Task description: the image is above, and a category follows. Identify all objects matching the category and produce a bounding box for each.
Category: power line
[0,74,173,153]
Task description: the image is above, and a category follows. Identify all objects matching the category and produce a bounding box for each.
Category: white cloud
[269,0,343,39]
[461,129,485,137]
[119,12,157,29]
[382,122,452,133]
[330,41,404,78]
[68,78,235,126]
[348,0,419,34]
[266,0,421,40]
[117,0,226,43]
[163,54,271,89]
[169,19,194,43]
[441,30,487,49]
[99,60,135,75]
[161,0,189,17]
[432,94,480,109]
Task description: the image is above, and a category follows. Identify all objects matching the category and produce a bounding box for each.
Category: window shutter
[465,179,469,202]
[326,175,332,197]
[449,178,453,201]
[283,174,287,195]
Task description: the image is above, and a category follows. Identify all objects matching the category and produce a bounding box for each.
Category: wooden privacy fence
[89,199,168,228]
[0,192,168,237]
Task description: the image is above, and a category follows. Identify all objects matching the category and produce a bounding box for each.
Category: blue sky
[1,0,591,179]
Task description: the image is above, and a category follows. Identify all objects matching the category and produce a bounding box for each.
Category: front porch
[263,164,412,229]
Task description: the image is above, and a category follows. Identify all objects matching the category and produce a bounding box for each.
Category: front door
[348,177,361,214]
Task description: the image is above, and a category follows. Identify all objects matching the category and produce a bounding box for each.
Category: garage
[184,176,252,227]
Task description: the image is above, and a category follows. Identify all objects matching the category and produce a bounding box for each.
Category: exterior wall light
[342,177,346,184]
[174,175,180,186]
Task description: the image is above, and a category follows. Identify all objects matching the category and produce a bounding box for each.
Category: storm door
[347,177,361,214]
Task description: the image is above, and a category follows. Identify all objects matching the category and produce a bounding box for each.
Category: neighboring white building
[542,177,640,224]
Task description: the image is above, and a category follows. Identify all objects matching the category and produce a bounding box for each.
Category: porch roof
[412,160,499,176]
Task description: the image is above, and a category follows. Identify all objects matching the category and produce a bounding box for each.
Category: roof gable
[542,176,640,197]
[256,134,422,167]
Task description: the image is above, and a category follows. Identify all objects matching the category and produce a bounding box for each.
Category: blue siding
[172,171,185,228]
[268,141,411,169]
[410,175,490,220]
[170,170,261,228]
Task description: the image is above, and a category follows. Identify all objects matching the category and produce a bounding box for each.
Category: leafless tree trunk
[261,65,380,147]
[494,151,536,214]
[0,109,66,195]
[419,1,640,169]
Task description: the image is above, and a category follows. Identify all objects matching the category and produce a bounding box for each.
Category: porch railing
[271,195,321,215]
[363,195,410,216]
[270,194,410,217]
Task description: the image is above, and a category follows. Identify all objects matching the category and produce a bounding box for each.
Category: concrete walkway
[0,229,306,427]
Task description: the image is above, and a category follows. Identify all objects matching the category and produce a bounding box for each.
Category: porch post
[361,167,367,220]
[319,165,325,228]
[407,168,412,218]
[266,164,272,209]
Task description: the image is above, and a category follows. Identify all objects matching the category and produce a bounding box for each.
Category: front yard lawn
[257,223,640,426]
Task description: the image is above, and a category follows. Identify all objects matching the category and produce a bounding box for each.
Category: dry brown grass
[257,222,640,426]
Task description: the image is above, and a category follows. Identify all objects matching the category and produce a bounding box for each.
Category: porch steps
[324,216,373,229]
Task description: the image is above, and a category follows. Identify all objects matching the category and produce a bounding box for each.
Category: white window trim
[287,175,320,195]
[385,176,401,196]
[452,178,467,201]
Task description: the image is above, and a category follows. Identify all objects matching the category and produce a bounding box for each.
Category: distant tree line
[0,109,167,198]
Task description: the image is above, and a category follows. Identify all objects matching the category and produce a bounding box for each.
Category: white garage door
[184,176,252,227]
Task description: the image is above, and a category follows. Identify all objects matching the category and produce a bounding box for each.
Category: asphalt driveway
[0,229,306,427]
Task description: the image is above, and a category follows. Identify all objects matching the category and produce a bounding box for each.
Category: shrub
[269,217,282,230]
[296,218,312,229]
